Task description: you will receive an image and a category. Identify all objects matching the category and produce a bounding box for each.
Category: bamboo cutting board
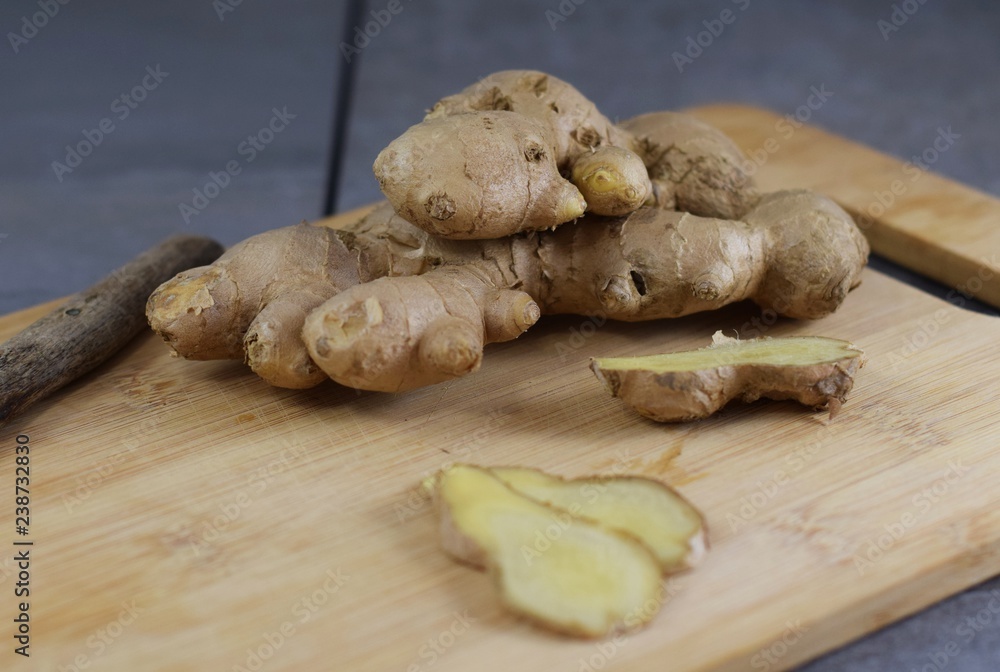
[2,107,1000,672]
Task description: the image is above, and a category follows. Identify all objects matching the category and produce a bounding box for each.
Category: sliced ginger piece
[591,331,864,422]
[490,466,706,572]
[434,464,663,637]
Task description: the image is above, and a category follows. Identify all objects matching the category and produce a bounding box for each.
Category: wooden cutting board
[2,107,1000,672]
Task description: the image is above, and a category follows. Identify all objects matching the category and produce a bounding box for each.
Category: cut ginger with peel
[591,332,865,422]
[429,464,707,637]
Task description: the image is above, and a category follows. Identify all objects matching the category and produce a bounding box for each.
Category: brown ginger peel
[375,70,759,238]
[148,188,867,392]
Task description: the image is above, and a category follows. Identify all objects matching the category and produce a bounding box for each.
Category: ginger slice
[591,332,864,422]
[434,464,663,637]
[490,466,706,572]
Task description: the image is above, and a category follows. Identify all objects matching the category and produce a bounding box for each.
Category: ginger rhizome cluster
[147,70,869,394]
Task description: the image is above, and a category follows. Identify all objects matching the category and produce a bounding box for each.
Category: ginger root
[570,146,653,216]
[144,222,373,388]
[374,111,588,239]
[622,111,759,220]
[302,265,540,392]
[591,332,865,422]
[428,464,706,637]
[374,70,757,239]
[147,69,868,394]
[147,189,868,392]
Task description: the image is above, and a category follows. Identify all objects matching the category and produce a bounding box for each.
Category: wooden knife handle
[0,235,224,424]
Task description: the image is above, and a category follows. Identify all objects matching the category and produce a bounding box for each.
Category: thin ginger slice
[490,466,706,572]
[435,464,664,637]
[592,332,865,422]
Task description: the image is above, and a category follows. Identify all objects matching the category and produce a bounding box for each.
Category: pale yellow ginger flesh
[596,333,862,371]
[431,464,707,637]
[592,332,865,422]
[490,466,706,572]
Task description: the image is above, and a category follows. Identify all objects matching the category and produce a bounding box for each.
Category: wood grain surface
[2,107,999,672]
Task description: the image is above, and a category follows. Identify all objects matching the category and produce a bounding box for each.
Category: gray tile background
[2,0,998,669]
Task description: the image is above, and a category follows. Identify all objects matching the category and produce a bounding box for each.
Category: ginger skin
[147,190,868,392]
[374,112,587,239]
[302,265,540,392]
[144,223,376,388]
[374,70,757,239]
[622,111,760,221]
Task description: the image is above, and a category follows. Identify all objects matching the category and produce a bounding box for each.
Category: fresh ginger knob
[571,146,652,216]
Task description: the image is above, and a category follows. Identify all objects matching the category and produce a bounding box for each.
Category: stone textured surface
[1,1,998,669]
